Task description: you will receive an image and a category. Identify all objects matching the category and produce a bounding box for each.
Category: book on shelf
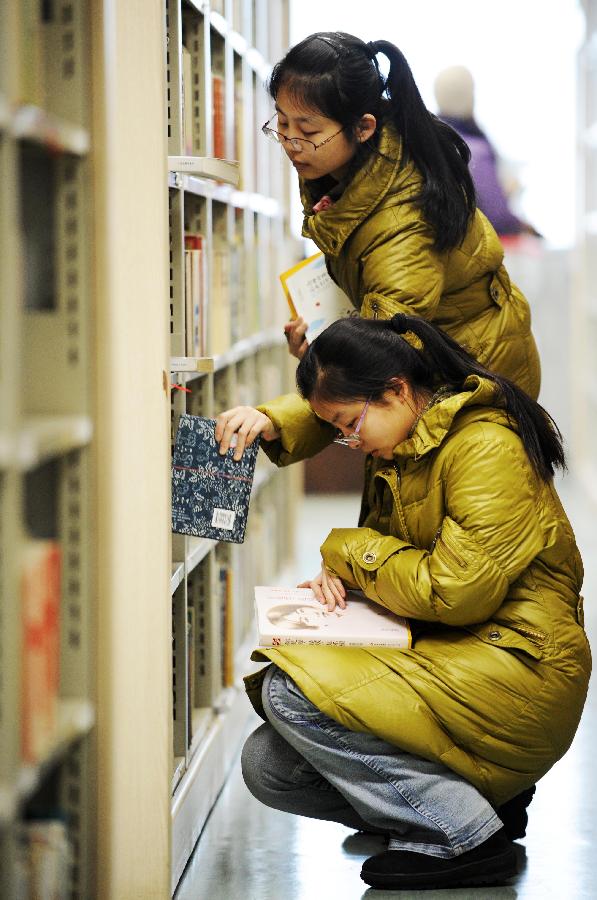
[184,233,206,356]
[18,819,72,900]
[254,586,412,648]
[172,415,260,543]
[280,251,356,343]
[209,237,232,355]
[21,539,62,763]
[212,72,225,160]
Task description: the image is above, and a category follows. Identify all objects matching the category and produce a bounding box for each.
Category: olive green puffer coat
[249,378,590,806]
[300,123,541,398]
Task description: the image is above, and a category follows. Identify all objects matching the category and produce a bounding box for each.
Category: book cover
[280,252,356,342]
[172,415,259,543]
[255,586,412,648]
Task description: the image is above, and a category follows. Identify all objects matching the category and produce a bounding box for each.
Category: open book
[280,252,356,342]
[172,415,259,543]
[255,586,411,648]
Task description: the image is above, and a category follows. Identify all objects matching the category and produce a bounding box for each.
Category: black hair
[296,313,565,482]
[268,32,476,252]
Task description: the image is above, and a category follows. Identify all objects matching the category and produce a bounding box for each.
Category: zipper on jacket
[438,539,466,568]
[371,301,379,319]
[391,463,412,543]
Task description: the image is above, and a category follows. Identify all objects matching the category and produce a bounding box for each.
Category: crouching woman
[215,313,591,891]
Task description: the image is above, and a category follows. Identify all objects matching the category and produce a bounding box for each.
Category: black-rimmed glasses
[333,399,370,447]
[262,116,345,152]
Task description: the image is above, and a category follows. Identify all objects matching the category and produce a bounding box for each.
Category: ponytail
[296,313,565,482]
[369,40,476,251]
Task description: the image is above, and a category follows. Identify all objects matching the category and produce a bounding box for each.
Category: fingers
[214,407,277,461]
[301,567,346,612]
[284,318,309,360]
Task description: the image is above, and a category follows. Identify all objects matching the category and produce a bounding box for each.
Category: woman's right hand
[215,406,280,461]
[284,317,308,359]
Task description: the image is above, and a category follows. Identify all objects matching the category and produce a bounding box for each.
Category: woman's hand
[215,407,280,461]
[284,317,309,360]
[298,565,347,612]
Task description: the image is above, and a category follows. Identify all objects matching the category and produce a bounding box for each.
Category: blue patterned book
[172,414,260,543]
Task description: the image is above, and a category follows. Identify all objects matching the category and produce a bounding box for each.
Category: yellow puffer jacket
[249,377,591,806]
[300,123,541,398]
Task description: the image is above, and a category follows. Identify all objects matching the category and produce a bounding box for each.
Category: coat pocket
[464,622,545,660]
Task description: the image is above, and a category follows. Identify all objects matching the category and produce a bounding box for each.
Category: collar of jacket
[299,124,415,258]
[392,376,511,462]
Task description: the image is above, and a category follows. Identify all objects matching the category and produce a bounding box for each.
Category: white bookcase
[165,0,300,891]
[1,1,298,895]
[0,2,96,896]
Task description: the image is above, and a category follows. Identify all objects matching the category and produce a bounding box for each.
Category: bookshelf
[166,1,299,890]
[0,1,96,896]
[574,1,597,502]
[1,0,299,895]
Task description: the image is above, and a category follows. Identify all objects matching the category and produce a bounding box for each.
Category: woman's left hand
[298,565,347,612]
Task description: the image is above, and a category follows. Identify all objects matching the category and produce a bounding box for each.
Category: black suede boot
[360,828,518,890]
[497,785,536,840]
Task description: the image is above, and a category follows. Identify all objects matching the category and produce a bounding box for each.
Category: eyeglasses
[262,116,345,152]
[333,399,370,447]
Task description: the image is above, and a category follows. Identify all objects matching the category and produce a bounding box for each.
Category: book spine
[262,636,409,648]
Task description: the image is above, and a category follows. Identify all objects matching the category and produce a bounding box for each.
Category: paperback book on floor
[280,251,356,342]
[254,586,411,648]
[172,414,259,543]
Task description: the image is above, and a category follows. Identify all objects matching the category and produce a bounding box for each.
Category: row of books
[181,46,227,162]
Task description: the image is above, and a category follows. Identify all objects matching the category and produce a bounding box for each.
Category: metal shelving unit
[0,2,95,896]
[165,1,301,891]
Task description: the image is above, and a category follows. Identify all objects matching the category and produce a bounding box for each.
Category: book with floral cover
[280,252,356,342]
[255,586,411,648]
[172,414,259,543]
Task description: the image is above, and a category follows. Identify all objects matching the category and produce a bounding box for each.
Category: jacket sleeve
[320,434,545,626]
[358,215,446,321]
[256,393,335,467]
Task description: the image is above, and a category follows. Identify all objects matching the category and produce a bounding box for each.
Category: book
[21,539,62,763]
[172,414,259,542]
[182,44,194,155]
[254,586,412,648]
[184,233,206,356]
[212,73,226,160]
[280,252,356,343]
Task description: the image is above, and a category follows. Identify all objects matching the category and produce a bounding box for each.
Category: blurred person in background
[434,64,541,238]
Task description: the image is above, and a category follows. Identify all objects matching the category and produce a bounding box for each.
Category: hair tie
[366,40,378,59]
[401,330,424,351]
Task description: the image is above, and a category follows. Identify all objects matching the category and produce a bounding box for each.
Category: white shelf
[172,756,186,795]
[209,9,229,38]
[16,699,95,811]
[185,536,217,574]
[171,561,185,594]
[168,156,240,186]
[17,415,93,469]
[212,329,284,373]
[181,175,281,217]
[12,105,90,155]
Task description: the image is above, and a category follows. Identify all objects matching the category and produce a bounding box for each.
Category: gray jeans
[241,664,503,858]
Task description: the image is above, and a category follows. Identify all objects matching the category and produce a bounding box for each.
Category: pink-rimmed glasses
[333,399,370,447]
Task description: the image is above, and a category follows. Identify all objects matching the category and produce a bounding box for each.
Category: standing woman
[266,31,540,397]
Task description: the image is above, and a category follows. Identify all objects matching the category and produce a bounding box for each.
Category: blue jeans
[242,665,502,858]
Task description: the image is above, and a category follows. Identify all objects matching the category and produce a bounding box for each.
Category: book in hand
[172,414,259,543]
[280,251,356,343]
[254,586,412,648]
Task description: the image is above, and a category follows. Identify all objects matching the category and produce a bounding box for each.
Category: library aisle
[174,482,597,900]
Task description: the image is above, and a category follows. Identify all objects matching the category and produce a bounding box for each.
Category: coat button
[490,285,500,301]
[488,630,502,641]
[363,551,377,564]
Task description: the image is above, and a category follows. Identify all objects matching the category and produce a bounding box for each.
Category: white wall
[288,0,585,248]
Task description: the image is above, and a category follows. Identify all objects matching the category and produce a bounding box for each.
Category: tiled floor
[175,480,596,900]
